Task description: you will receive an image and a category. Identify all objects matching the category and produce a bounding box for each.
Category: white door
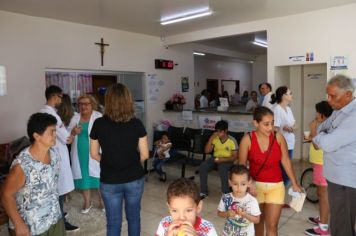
[276,63,327,160]
[302,64,327,159]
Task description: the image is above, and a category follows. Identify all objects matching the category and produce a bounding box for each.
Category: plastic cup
[304,131,310,140]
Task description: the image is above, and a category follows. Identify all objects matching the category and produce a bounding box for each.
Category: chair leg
[181,163,186,178]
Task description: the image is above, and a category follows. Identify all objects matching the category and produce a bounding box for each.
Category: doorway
[275,63,327,160]
[206,79,219,101]
[221,80,239,99]
[92,75,117,106]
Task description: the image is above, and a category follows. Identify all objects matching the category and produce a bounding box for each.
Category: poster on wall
[198,116,221,130]
[182,110,193,121]
[330,56,348,76]
[227,120,254,132]
[147,74,164,103]
[181,76,189,92]
[0,66,6,96]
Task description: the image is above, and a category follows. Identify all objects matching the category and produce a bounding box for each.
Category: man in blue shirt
[313,74,356,236]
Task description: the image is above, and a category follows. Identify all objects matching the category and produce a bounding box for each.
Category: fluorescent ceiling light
[161,10,212,25]
[252,41,268,48]
[193,52,205,56]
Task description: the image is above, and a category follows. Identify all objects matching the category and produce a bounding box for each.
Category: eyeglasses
[78,102,91,106]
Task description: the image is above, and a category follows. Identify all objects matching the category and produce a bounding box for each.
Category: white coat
[39,105,75,195]
[68,111,102,180]
[262,91,274,110]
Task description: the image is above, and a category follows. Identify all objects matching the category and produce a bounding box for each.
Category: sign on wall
[181,76,189,92]
[198,116,221,130]
[330,56,348,76]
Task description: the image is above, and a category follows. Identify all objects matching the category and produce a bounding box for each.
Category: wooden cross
[95,38,109,66]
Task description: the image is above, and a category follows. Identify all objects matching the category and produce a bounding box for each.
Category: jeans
[153,158,168,176]
[281,149,293,186]
[100,177,144,236]
[58,195,65,217]
[199,157,233,194]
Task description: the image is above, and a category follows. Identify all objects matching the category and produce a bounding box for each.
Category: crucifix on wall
[95,38,109,66]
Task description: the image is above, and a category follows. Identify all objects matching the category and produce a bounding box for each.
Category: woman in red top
[239,106,301,236]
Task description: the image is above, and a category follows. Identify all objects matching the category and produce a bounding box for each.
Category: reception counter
[162,107,254,132]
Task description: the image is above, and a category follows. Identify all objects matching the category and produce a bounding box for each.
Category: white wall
[0,11,195,143]
[194,57,252,95]
[165,3,356,82]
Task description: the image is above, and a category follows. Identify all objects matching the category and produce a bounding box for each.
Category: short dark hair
[167,178,200,205]
[160,132,169,139]
[315,101,333,118]
[229,165,250,180]
[201,89,208,96]
[27,113,57,143]
[263,83,272,91]
[45,85,62,100]
[253,106,274,122]
[215,120,228,131]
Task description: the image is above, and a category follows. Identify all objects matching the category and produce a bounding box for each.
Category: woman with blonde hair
[68,94,103,213]
[90,83,149,236]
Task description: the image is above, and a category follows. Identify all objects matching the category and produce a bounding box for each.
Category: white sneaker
[81,205,92,214]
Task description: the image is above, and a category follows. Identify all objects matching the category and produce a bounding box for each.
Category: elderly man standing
[313,74,356,236]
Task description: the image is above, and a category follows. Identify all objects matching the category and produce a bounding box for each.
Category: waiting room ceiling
[0,0,355,36]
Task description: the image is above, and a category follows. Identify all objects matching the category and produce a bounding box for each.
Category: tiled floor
[0,160,319,235]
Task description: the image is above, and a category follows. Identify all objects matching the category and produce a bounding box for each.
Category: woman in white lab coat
[40,102,75,197]
[271,86,296,187]
[68,94,103,213]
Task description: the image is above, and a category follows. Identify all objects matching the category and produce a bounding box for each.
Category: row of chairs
[145,126,245,180]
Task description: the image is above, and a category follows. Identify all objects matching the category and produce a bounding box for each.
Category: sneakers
[200,193,208,200]
[80,205,93,214]
[305,226,330,236]
[65,221,80,232]
[308,216,321,225]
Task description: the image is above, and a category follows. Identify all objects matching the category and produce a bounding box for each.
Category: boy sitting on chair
[199,120,238,199]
